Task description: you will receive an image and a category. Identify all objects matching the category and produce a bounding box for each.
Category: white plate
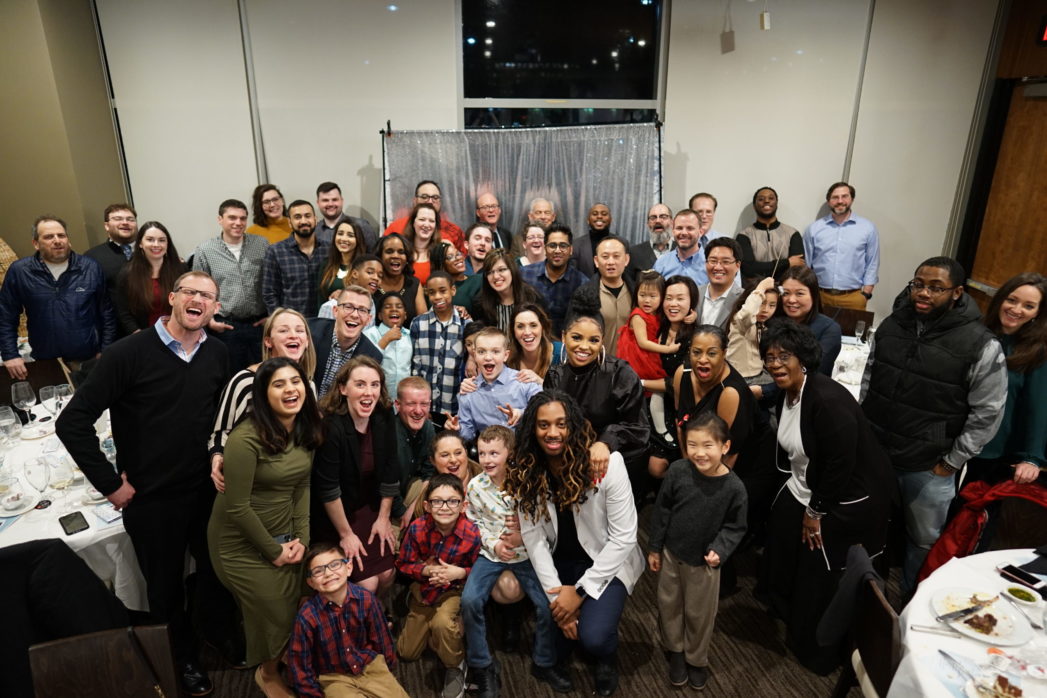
[0,493,39,517]
[932,587,1034,647]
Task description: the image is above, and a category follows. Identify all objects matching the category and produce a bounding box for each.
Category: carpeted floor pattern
[205,504,889,697]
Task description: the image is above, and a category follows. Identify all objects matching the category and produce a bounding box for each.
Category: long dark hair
[984,272,1047,372]
[661,274,700,349]
[430,241,464,280]
[124,221,183,321]
[505,390,596,522]
[478,248,540,325]
[402,203,442,256]
[319,219,359,295]
[250,357,323,454]
[774,265,822,324]
[376,232,415,279]
[507,303,554,377]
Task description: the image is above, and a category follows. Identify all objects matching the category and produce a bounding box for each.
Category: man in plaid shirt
[410,271,465,418]
[261,200,330,317]
[396,473,481,698]
[288,542,408,698]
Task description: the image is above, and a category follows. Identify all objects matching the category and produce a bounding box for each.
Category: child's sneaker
[687,665,709,691]
[442,662,466,698]
[667,651,687,687]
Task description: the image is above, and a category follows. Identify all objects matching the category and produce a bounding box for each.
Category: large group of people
[0,175,1041,698]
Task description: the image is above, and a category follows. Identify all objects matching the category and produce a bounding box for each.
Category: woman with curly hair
[757,319,890,674]
[506,390,645,696]
[508,303,562,380]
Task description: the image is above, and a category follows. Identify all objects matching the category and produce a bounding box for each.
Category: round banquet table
[888,548,1047,697]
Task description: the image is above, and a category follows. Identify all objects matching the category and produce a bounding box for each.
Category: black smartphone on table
[59,511,90,536]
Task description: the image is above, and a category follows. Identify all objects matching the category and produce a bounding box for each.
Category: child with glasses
[395,473,481,698]
[288,542,408,697]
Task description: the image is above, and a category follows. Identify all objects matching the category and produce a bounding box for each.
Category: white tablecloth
[832,338,870,400]
[0,417,148,611]
[888,549,1047,697]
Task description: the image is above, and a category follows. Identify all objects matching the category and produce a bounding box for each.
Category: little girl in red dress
[617,271,681,383]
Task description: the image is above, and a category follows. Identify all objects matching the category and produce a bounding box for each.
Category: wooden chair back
[823,307,875,341]
[854,580,901,697]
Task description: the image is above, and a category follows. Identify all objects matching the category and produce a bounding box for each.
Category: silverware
[1003,595,1044,630]
[910,623,962,638]
[935,599,993,623]
[938,650,976,682]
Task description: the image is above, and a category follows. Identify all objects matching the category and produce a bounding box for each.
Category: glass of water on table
[0,405,22,444]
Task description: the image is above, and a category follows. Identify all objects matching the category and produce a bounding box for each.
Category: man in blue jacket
[0,215,116,379]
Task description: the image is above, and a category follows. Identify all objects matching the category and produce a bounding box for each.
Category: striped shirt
[191,233,269,319]
[208,368,316,454]
[409,308,465,415]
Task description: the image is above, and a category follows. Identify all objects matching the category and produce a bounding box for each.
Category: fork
[1003,595,1044,630]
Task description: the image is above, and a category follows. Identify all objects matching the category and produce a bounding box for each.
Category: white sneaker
[441,663,466,698]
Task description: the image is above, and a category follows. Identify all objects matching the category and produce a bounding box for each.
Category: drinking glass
[854,320,867,344]
[54,384,73,412]
[0,405,20,443]
[11,382,38,424]
[48,456,75,509]
[24,457,49,498]
[39,386,56,416]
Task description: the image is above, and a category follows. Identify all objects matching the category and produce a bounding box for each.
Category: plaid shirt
[262,235,330,317]
[318,330,361,398]
[287,584,397,698]
[519,263,590,334]
[409,308,465,415]
[396,513,481,605]
[191,233,269,319]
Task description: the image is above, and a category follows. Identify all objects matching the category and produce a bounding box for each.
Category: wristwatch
[575,585,588,600]
[861,291,873,300]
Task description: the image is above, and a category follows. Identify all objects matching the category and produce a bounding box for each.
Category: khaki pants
[396,583,463,668]
[820,289,867,310]
[657,548,720,667]
[317,656,408,697]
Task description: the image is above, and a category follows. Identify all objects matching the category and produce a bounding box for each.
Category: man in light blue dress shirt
[655,195,739,289]
[803,182,880,310]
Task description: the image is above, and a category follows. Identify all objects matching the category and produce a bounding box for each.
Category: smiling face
[433,436,469,484]
[340,365,382,421]
[317,189,344,221]
[378,295,405,328]
[260,189,284,222]
[764,344,805,393]
[218,206,248,243]
[594,238,628,283]
[477,437,510,483]
[34,220,71,264]
[754,188,778,221]
[689,332,726,384]
[466,228,492,265]
[380,238,407,277]
[637,282,662,315]
[412,207,436,244]
[998,284,1042,335]
[305,549,351,596]
[264,311,309,363]
[168,274,219,332]
[486,259,512,294]
[288,204,316,238]
[780,278,813,321]
[414,183,442,212]
[140,226,169,263]
[588,204,611,231]
[529,200,555,227]
[349,261,382,296]
[672,212,700,255]
[562,317,602,367]
[685,426,730,475]
[333,290,371,345]
[425,276,455,316]
[828,185,853,218]
[514,310,543,355]
[268,365,306,424]
[663,282,693,326]
[424,484,464,528]
[523,226,546,258]
[535,401,568,458]
[474,333,509,382]
[545,231,571,270]
[104,208,137,244]
[395,385,431,431]
[705,245,740,292]
[334,222,357,256]
[442,244,467,276]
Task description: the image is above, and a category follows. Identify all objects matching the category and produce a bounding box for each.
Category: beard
[651,230,672,248]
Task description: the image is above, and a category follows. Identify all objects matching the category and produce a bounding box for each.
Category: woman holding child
[508,390,645,696]
[207,357,323,696]
[312,356,400,594]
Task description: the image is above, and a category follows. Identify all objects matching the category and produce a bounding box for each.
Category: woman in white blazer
[505,390,644,697]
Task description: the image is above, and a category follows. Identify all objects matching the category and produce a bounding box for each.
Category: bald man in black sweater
[57,271,229,697]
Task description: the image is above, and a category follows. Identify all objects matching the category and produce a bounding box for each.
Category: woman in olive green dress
[208,357,323,697]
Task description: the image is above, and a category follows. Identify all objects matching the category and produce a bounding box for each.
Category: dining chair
[29,624,179,698]
[830,579,901,698]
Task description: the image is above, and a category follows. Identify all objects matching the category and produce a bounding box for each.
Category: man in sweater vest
[860,257,1007,596]
[57,271,231,696]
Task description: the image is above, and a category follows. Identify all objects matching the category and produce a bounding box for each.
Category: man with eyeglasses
[383,180,465,254]
[520,225,590,334]
[57,271,232,696]
[309,285,383,398]
[625,203,674,285]
[861,256,1006,597]
[803,181,879,310]
[694,237,744,330]
[0,215,116,379]
[191,198,270,373]
[85,204,139,335]
[474,192,514,251]
[315,181,378,251]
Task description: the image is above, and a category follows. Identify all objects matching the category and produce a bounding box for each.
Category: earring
[801,366,807,374]
[599,346,606,366]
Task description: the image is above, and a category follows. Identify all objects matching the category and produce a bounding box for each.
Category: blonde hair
[261,308,317,380]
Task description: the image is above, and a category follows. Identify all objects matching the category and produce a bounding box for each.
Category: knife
[934,600,991,623]
[910,623,962,638]
[938,650,976,682]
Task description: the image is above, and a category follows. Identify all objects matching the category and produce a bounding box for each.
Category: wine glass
[24,457,49,503]
[54,384,73,412]
[0,405,20,444]
[854,320,867,344]
[48,456,75,510]
[39,386,56,417]
[11,382,38,424]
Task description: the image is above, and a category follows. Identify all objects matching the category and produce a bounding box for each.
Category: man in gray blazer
[695,237,744,330]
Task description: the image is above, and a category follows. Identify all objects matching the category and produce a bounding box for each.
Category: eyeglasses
[175,287,217,302]
[417,193,441,202]
[337,302,371,316]
[706,257,737,267]
[307,558,348,579]
[763,351,795,367]
[477,204,499,211]
[261,197,283,206]
[428,498,462,509]
[487,266,511,276]
[546,242,571,250]
[908,280,956,296]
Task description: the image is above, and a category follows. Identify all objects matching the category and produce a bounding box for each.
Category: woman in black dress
[312,356,399,593]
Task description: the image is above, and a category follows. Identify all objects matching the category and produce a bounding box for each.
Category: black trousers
[122,486,233,663]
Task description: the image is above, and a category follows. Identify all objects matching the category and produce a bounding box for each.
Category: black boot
[594,657,619,696]
[472,663,499,698]
[531,662,574,693]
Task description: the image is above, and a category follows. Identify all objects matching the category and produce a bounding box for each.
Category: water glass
[854,320,867,344]
[39,386,56,416]
[24,457,50,496]
[11,382,38,424]
[54,384,72,412]
[0,405,21,443]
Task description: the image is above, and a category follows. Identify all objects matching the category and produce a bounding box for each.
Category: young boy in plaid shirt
[288,542,408,698]
[396,473,482,698]
[410,271,465,425]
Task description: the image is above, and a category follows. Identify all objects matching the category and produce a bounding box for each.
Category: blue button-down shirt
[803,213,880,290]
[154,316,207,362]
[457,366,542,441]
[654,247,707,285]
[519,263,590,335]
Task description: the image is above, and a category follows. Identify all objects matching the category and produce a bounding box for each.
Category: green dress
[207,420,312,665]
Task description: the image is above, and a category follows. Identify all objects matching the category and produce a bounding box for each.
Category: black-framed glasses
[763,351,794,367]
[337,302,371,316]
[175,287,217,302]
[907,280,955,296]
[307,558,348,579]
[546,242,571,250]
[417,193,441,202]
[428,498,462,509]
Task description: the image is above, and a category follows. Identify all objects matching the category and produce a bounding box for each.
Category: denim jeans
[897,468,957,594]
[461,557,557,669]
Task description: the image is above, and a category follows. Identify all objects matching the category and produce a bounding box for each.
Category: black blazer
[307,317,383,387]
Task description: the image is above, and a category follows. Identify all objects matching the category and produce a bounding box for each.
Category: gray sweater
[648,459,748,566]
